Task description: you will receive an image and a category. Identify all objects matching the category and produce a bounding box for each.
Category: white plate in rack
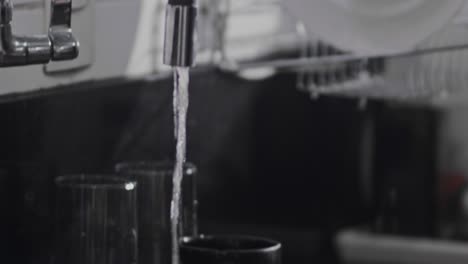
[284,0,465,55]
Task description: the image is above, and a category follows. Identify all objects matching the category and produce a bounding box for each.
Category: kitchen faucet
[163,0,197,67]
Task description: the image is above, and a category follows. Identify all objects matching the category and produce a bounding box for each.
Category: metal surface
[0,0,78,67]
[163,3,197,67]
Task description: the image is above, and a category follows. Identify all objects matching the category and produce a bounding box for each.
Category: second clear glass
[115,161,198,264]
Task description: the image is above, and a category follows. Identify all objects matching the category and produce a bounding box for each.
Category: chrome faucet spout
[163,0,197,67]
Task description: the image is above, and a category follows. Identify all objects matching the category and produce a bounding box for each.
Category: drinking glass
[53,175,138,264]
[115,161,198,264]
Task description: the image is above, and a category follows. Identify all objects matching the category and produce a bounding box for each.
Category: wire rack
[208,0,468,101]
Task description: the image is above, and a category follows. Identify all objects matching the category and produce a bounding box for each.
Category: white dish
[337,229,468,264]
[284,0,465,55]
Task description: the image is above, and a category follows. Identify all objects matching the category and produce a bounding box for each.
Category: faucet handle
[0,0,79,67]
[0,0,52,66]
[49,0,79,61]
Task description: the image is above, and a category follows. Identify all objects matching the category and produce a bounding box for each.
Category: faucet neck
[168,0,197,6]
[163,0,198,67]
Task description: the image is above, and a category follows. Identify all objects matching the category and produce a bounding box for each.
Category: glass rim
[55,174,137,190]
[115,161,197,175]
[180,234,281,254]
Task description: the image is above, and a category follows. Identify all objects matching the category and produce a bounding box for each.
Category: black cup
[180,235,282,264]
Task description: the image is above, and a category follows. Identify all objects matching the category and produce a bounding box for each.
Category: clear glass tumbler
[53,175,138,264]
[115,161,198,264]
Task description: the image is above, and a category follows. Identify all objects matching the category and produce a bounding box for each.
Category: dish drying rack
[207,0,468,101]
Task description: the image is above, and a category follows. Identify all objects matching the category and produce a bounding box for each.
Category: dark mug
[180,235,282,264]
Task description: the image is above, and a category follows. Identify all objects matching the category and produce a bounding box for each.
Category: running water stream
[171,67,190,264]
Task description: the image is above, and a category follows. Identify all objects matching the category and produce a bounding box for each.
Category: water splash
[171,67,190,264]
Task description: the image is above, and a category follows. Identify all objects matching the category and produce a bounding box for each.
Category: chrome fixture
[163,0,197,67]
[0,0,79,67]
